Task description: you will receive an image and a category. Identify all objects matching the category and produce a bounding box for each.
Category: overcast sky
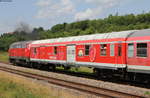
[0,0,150,34]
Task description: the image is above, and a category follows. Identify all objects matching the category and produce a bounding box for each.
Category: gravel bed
[0,63,150,97]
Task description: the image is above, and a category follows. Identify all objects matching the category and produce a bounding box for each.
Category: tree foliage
[1,12,150,51]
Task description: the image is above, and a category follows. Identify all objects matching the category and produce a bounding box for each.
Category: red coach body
[30,30,134,71]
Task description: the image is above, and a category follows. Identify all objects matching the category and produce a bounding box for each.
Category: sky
[0,0,150,34]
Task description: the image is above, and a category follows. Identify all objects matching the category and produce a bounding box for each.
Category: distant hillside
[1,12,150,51]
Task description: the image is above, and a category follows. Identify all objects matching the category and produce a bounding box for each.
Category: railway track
[0,65,143,98]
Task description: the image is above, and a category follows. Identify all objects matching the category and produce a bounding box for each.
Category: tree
[1,12,150,51]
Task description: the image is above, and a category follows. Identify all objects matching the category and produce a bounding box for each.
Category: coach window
[128,43,134,57]
[110,44,114,56]
[54,46,58,55]
[118,44,122,56]
[100,44,107,56]
[137,43,147,57]
[85,45,90,56]
[33,48,37,55]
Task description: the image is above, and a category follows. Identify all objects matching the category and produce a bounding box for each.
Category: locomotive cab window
[128,43,134,57]
[54,46,58,55]
[137,43,147,57]
[100,44,107,56]
[85,45,90,56]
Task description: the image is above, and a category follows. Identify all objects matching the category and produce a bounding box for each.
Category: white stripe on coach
[30,58,150,74]
[127,65,150,74]
[30,58,126,69]
[30,58,66,64]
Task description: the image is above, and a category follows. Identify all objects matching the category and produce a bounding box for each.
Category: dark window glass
[137,43,147,57]
[100,44,107,56]
[85,45,90,55]
[118,44,122,56]
[54,46,57,55]
[34,48,37,55]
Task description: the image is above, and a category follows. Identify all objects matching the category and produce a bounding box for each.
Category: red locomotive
[9,29,150,81]
[9,41,32,65]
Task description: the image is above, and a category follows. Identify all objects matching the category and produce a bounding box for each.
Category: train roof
[10,41,32,48]
[127,29,150,38]
[32,30,137,45]
[11,41,32,46]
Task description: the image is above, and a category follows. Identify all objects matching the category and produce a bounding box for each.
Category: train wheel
[128,72,136,81]
[49,65,56,71]
[36,64,41,69]
[12,60,17,66]
[29,62,34,68]
[41,65,50,71]
[93,68,102,79]
[31,62,39,69]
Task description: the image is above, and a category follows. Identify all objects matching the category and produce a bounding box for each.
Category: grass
[57,66,93,74]
[70,67,93,74]
[144,91,150,95]
[0,52,92,98]
[0,79,38,98]
[0,72,57,98]
[0,51,9,63]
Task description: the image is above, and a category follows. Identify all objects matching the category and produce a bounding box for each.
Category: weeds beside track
[0,65,143,98]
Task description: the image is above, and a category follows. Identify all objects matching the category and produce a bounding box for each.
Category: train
[9,29,150,81]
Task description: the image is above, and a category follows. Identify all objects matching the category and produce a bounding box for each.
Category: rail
[0,66,143,98]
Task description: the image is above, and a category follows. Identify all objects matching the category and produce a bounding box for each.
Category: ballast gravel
[0,63,150,97]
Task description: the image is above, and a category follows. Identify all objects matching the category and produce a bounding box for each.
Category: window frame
[100,44,107,56]
[84,45,90,56]
[33,48,37,55]
[136,43,148,58]
[128,43,134,58]
[110,44,114,56]
[54,46,58,55]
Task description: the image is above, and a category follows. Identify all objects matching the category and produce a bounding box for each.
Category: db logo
[89,46,96,62]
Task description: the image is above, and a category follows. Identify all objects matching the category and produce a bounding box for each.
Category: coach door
[116,43,124,67]
[67,45,76,64]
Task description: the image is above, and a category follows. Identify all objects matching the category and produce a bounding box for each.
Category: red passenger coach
[9,29,150,81]
[30,30,134,71]
[126,30,150,74]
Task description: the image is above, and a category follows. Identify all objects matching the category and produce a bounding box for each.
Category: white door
[67,45,76,64]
